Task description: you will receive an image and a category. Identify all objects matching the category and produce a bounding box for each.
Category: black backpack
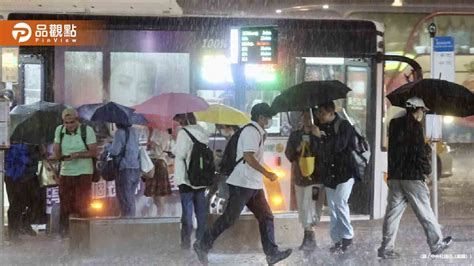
[60,124,101,182]
[219,123,261,176]
[334,119,371,180]
[182,128,215,187]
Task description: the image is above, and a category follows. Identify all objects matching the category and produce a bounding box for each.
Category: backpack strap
[182,128,201,144]
[237,123,263,165]
[80,124,89,151]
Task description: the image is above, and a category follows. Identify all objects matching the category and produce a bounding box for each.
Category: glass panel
[346,66,369,135]
[24,64,42,104]
[110,52,190,106]
[64,52,103,106]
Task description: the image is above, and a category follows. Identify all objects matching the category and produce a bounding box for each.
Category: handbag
[298,141,315,178]
[37,160,58,187]
[139,147,155,179]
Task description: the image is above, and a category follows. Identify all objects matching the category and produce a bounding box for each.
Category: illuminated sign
[239,27,277,64]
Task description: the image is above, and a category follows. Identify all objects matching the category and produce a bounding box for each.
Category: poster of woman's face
[110,52,190,106]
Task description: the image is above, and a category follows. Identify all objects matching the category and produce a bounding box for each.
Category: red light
[274,156,281,166]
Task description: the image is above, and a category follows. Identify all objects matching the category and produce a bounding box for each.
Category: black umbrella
[271,80,352,113]
[387,79,474,117]
[10,101,68,144]
[90,101,147,125]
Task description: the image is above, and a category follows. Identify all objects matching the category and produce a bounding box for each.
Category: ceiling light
[300,8,309,11]
[293,6,302,9]
[391,0,403,7]
[323,4,329,9]
[275,9,282,14]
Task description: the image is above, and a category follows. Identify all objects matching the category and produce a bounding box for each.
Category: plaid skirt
[144,159,172,197]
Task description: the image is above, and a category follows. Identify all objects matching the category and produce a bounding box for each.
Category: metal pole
[429,23,439,220]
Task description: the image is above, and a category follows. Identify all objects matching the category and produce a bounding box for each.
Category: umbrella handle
[310,108,315,125]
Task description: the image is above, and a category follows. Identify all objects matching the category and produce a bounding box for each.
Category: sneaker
[431,236,453,255]
[341,238,352,252]
[378,248,401,259]
[193,241,209,265]
[266,249,292,265]
[329,242,342,253]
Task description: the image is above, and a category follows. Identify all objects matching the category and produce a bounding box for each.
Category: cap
[405,97,429,111]
[62,108,78,119]
[251,103,275,118]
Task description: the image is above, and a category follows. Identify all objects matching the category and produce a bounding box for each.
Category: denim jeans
[199,184,279,256]
[380,179,443,253]
[179,188,208,247]
[325,178,355,243]
[115,169,140,217]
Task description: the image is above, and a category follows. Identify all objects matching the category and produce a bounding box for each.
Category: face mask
[264,119,273,129]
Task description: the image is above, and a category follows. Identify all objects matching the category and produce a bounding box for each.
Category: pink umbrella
[134,93,209,117]
[142,113,178,131]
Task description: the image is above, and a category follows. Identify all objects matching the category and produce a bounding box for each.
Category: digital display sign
[239,27,277,64]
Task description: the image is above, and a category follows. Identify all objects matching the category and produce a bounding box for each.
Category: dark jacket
[388,114,431,181]
[285,129,321,186]
[317,114,356,189]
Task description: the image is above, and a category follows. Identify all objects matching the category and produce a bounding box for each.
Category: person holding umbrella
[377,97,452,259]
[315,101,358,253]
[284,110,324,251]
[108,123,140,217]
[173,112,210,250]
[52,108,97,237]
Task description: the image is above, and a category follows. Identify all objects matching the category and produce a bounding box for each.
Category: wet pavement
[1,145,473,265]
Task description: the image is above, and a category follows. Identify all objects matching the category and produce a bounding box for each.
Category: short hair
[319,101,336,113]
[62,108,78,119]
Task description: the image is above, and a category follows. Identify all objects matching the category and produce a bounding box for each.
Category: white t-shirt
[226,121,266,190]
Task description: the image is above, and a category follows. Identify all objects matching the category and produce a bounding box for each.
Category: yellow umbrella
[195,104,251,125]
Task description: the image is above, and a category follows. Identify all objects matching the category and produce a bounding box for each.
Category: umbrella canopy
[134,93,209,117]
[387,79,474,117]
[141,114,178,130]
[10,101,68,144]
[194,104,251,125]
[90,102,147,125]
[271,80,352,113]
[78,102,136,121]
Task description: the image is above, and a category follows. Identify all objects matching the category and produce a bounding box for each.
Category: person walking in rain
[109,123,140,217]
[193,103,292,265]
[53,108,97,236]
[378,97,452,259]
[315,101,357,253]
[173,113,209,250]
[285,110,324,251]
